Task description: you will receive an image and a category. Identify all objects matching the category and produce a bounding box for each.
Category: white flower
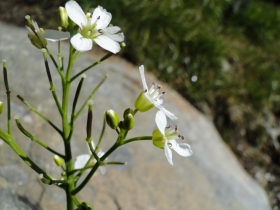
[74,141,106,174]
[65,0,124,53]
[134,65,177,120]
[152,110,193,165]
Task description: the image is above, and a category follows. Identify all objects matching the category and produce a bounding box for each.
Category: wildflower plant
[0,1,192,209]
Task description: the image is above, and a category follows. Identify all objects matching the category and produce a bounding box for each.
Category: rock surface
[0,22,271,210]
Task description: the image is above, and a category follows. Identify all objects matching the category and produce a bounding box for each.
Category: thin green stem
[88,142,99,162]
[70,53,112,82]
[17,95,63,136]
[95,115,106,151]
[123,136,152,144]
[74,74,108,121]
[15,117,65,158]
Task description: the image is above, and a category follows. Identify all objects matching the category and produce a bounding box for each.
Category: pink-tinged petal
[139,65,148,91]
[71,33,92,52]
[44,30,70,42]
[164,141,173,165]
[91,6,112,29]
[155,110,167,135]
[74,154,90,169]
[65,0,87,28]
[170,140,193,157]
[94,35,120,53]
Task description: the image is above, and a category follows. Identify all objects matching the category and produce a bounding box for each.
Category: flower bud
[39,174,51,185]
[54,155,64,167]
[105,110,120,129]
[0,101,3,114]
[123,108,134,118]
[26,19,47,49]
[122,113,134,130]
[134,92,154,112]
[59,7,69,28]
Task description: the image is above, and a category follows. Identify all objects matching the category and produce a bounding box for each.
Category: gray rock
[0,22,270,210]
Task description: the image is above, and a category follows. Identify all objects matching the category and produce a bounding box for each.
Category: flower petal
[139,65,148,91]
[91,6,112,29]
[103,26,121,34]
[71,33,92,52]
[152,102,177,120]
[74,154,90,169]
[155,110,167,135]
[104,32,124,42]
[94,35,120,53]
[170,140,193,157]
[65,0,87,28]
[164,141,173,165]
[44,30,70,42]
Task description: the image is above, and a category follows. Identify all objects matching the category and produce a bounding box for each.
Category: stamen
[175,125,177,131]
[178,135,184,140]
[168,142,172,148]
[157,85,162,89]
[97,16,100,20]
[162,92,165,94]
[144,89,148,93]
[166,125,171,129]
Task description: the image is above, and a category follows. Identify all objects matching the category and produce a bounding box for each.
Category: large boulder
[0,22,270,210]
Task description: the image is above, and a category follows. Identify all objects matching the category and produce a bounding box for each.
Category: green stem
[17,95,63,137]
[70,53,112,82]
[123,136,152,144]
[95,115,106,151]
[74,75,108,121]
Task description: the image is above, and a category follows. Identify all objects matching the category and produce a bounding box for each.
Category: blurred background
[1,0,280,208]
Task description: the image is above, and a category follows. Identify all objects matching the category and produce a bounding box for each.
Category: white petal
[44,30,70,42]
[74,154,90,169]
[104,33,124,42]
[65,0,87,28]
[94,35,120,53]
[103,26,121,34]
[91,6,112,29]
[160,107,178,120]
[164,141,173,165]
[71,33,92,52]
[155,110,167,135]
[170,140,193,157]
[139,65,148,91]
[153,102,178,120]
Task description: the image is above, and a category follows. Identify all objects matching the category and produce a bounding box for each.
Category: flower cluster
[135,65,193,165]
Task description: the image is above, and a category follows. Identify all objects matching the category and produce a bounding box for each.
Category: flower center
[146,83,165,103]
[80,15,101,39]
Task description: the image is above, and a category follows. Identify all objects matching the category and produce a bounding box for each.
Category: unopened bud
[123,108,134,118]
[54,155,64,167]
[105,110,120,129]
[123,113,134,130]
[59,7,69,28]
[39,174,51,185]
[0,101,3,114]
